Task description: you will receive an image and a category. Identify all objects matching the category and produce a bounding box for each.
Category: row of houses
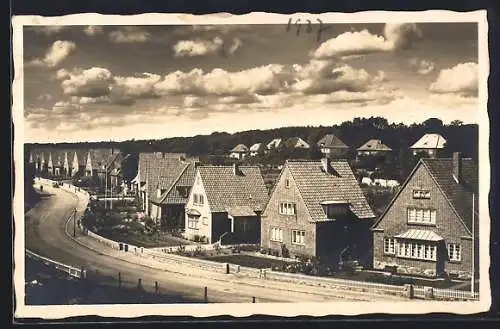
[229,133,448,160]
[133,151,478,280]
[28,148,125,187]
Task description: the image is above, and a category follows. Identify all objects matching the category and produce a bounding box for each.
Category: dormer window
[321,201,350,219]
[176,186,190,198]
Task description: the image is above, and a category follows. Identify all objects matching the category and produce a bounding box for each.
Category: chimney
[452,152,462,183]
[321,157,331,173]
[233,162,241,176]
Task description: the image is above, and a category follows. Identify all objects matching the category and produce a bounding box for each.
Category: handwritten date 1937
[286,17,333,42]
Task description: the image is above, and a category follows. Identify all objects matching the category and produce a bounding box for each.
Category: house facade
[261,158,375,266]
[317,134,350,159]
[356,139,392,157]
[184,163,269,244]
[229,144,249,160]
[371,152,478,279]
[410,133,447,158]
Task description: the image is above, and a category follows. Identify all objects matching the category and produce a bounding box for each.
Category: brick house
[149,157,198,229]
[317,134,350,159]
[184,163,269,244]
[261,158,375,266]
[409,133,447,158]
[371,152,479,279]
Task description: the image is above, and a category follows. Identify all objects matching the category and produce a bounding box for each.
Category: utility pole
[73,207,77,237]
[471,193,475,297]
[110,166,113,210]
[104,165,108,210]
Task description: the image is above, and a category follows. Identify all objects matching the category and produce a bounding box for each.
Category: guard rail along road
[32,177,480,302]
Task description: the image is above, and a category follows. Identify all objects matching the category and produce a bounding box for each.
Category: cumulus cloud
[154,64,291,97]
[37,93,53,101]
[29,26,68,36]
[429,62,478,96]
[409,58,435,75]
[26,40,76,68]
[52,101,82,114]
[112,73,162,99]
[312,23,422,59]
[57,67,113,97]
[173,37,224,57]
[84,25,104,36]
[290,60,387,95]
[109,27,151,43]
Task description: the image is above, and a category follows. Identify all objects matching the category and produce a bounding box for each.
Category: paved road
[25,184,406,304]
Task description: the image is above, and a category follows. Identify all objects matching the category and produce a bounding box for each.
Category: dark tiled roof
[317,134,349,149]
[161,160,198,205]
[138,152,196,205]
[422,157,478,232]
[286,160,375,221]
[356,139,392,152]
[198,165,269,213]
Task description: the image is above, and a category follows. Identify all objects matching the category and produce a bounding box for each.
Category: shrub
[214,243,222,255]
[193,245,205,256]
[175,244,186,255]
[280,244,290,258]
[259,248,267,255]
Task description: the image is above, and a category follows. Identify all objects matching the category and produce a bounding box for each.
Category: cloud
[109,27,151,43]
[28,26,68,36]
[227,38,243,56]
[36,93,53,101]
[57,67,113,97]
[173,37,224,57]
[112,73,162,99]
[429,62,478,96]
[409,58,435,75]
[26,40,76,68]
[154,64,291,97]
[52,101,82,114]
[84,25,104,36]
[311,23,422,59]
[290,60,387,95]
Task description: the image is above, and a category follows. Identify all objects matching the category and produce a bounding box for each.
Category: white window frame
[270,227,283,242]
[193,193,205,206]
[383,238,396,255]
[413,189,431,199]
[291,230,305,245]
[279,202,296,215]
[448,243,462,262]
[397,241,437,261]
[202,217,208,225]
[187,216,199,229]
[407,207,436,225]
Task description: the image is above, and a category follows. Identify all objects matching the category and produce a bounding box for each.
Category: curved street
[24,182,406,303]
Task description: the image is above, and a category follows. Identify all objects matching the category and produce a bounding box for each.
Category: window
[202,217,208,225]
[407,208,436,225]
[285,179,290,188]
[291,230,305,245]
[448,243,462,261]
[187,216,199,229]
[397,241,437,261]
[413,189,431,199]
[193,193,204,206]
[279,202,296,215]
[384,238,396,254]
[270,227,283,242]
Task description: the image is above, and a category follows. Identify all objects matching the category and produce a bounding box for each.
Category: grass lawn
[205,254,295,269]
[97,229,192,248]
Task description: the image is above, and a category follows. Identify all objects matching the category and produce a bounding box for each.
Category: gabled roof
[372,157,478,234]
[249,143,266,152]
[286,160,375,221]
[410,133,447,149]
[160,160,198,205]
[266,138,282,149]
[356,139,392,152]
[198,165,269,214]
[317,134,349,149]
[138,152,195,204]
[421,157,478,233]
[283,137,310,148]
[231,144,249,153]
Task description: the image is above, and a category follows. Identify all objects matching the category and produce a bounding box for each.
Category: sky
[22,23,479,143]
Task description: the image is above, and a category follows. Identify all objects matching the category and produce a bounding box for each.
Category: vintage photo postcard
[12,10,491,320]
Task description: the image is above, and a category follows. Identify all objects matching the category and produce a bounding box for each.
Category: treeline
[25,117,479,160]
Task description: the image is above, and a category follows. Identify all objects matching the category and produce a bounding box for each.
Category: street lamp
[73,207,78,237]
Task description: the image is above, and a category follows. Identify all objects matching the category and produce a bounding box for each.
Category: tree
[422,118,444,132]
[450,120,464,126]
